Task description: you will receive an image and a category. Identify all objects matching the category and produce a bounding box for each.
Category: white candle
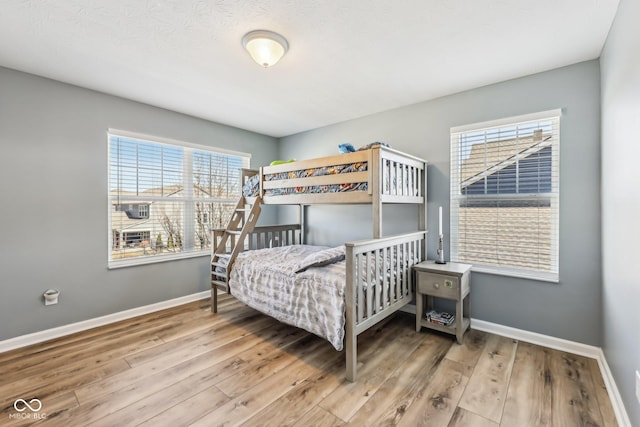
[438,206,443,236]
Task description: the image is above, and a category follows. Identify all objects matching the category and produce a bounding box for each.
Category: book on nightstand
[425,310,455,326]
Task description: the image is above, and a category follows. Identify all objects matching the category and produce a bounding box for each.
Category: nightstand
[414,260,472,344]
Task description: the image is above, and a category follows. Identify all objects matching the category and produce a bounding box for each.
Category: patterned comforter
[242,161,368,197]
[228,245,347,350]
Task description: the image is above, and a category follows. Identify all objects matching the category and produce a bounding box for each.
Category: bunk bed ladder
[210,196,262,313]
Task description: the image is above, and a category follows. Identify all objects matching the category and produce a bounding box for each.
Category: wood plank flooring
[0,294,618,426]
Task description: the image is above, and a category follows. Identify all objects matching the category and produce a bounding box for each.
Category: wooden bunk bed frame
[246,145,426,238]
[211,145,427,381]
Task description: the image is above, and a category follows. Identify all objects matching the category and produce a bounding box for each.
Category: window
[108,130,250,267]
[138,204,149,219]
[450,109,560,281]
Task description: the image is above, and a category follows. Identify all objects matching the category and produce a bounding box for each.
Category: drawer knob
[433,282,440,289]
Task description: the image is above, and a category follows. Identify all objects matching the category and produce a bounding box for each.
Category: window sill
[468,264,559,283]
[108,250,210,269]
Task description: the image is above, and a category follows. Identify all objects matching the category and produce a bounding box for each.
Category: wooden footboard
[244,223,302,250]
[344,231,426,381]
[213,223,302,255]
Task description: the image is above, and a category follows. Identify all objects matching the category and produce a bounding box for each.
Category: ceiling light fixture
[242,30,289,68]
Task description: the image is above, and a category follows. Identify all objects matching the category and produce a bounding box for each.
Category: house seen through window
[108,131,250,267]
[450,110,560,281]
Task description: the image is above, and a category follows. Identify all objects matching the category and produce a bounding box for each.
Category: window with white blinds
[450,110,560,282]
[108,130,250,268]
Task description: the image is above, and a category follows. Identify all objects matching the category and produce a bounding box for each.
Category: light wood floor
[0,294,617,427]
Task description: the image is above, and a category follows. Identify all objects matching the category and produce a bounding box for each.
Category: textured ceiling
[0,0,619,137]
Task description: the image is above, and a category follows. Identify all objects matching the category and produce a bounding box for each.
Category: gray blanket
[229,245,346,350]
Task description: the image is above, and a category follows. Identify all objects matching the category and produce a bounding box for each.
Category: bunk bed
[211,144,427,381]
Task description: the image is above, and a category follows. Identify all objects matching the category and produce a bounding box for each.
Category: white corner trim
[471,318,632,427]
[0,291,210,354]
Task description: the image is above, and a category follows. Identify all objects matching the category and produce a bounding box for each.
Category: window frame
[107,129,250,269]
[449,109,561,282]
[137,204,149,219]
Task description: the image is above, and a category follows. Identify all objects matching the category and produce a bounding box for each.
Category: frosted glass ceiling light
[242,30,289,68]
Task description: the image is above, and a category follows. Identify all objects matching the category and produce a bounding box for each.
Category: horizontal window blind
[450,110,560,280]
[108,132,249,267]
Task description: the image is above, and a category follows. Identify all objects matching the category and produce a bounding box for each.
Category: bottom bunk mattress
[228,245,347,351]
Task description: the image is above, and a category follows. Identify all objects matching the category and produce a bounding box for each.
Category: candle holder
[436,233,446,264]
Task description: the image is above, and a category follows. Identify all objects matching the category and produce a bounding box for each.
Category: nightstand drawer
[417,272,458,299]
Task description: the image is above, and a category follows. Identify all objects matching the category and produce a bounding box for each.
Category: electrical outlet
[636,370,640,404]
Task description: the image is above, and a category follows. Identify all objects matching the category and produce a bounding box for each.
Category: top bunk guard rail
[248,145,426,206]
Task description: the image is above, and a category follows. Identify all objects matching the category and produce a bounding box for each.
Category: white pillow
[295,246,345,273]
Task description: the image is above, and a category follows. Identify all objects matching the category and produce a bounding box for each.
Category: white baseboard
[0,291,210,354]
[470,318,601,358]
[471,318,631,427]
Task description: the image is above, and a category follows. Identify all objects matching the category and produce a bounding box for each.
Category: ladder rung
[211,262,227,268]
[227,230,242,235]
[211,280,229,291]
[236,207,251,212]
[215,253,230,259]
[211,270,227,278]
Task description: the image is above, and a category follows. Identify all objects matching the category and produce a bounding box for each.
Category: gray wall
[601,0,640,423]
[280,60,603,346]
[0,67,279,341]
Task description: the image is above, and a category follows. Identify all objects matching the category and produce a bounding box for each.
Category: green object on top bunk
[270,159,296,166]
